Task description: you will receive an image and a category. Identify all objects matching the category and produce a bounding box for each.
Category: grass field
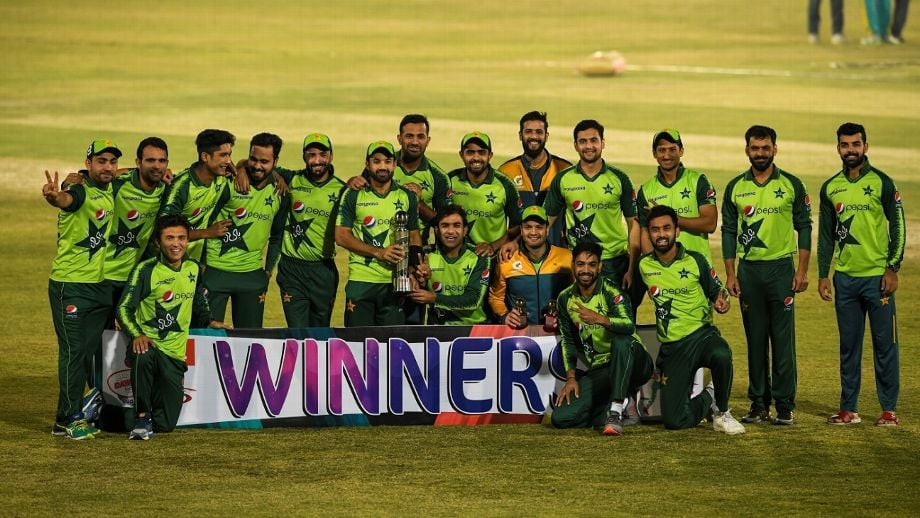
[1,0,919,515]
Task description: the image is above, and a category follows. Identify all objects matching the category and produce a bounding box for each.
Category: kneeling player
[117,214,228,440]
[552,242,652,436]
[637,205,744,435]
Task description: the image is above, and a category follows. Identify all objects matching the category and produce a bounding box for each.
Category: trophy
[543,298,559,332]
[392,210,411,294]
[514,297,529,325]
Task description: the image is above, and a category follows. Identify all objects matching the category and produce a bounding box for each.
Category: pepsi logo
[710,268,720,281]
[293,201,306,213]
[126,209,140,222]
[234,207,247,219]
[648,286,661,298]
[743,205,755,218]
[895,191,902,204]
[432,282,443,292]
[65,304,78,315]
[572,200,585,212]
[191,207,203,218]
[517,198,523,208]
[835,202,845,215]
[631,190,637,201]
[804,194,812,208]
[163,291,175,303]
[363,216,376,228]
[783,296,794,307]
[94,209,107,221]
[481,270,491,281]
[706,189,716,200]
[613,294,624,305]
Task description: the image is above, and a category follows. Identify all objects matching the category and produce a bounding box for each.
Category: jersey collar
[459,167,496,185]
[575,160,609,181]
[396,151,431,174]
[743,165,782,184]
[840,158,873,182]
[157,252,190,272]
[80,170,111,190]
[656,164,685,187]
[649,242,687,267]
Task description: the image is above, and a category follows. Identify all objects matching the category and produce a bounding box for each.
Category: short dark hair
[647,204,679,227]
[744,125,777,145]
[519,111,548,132]
[433,204,468,228]
[399,114,430,134]
[836,122,867,144]
[195,129,236,157]
[153,213,191,242]
[571,241,602,262]
[573,119,604,140]
[250,132,283,158]
[136,137,168,160]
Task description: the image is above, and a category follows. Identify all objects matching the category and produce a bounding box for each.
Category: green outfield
[1,0,918,514]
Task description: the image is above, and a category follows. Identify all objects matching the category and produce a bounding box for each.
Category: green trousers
[657,325,734,429]
[276,256,339,328]
[49,280,109,421]
[551,335,652,428]
[129,345,188,433]
[343,280,405,327]
[738,258,797,413]
[203,266,268,329]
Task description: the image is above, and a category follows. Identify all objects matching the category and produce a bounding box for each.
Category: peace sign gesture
[413,252,431,284]
[42,170,72,208]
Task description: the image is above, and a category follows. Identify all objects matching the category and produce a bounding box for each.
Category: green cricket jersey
[637,244,724,343]
[447,167,522,245]
[425,245,491,324]
[117,255,211,361]
[544,161,638,260]
[722,166,812,261]
[337,181,419,283]
[557,278,636,372]
[277,166,345,262]
[104,170,166,282]
[50,171,114,283]
[394,152,451,224]
[161,163,231,260]
[637,165,716,260]
[817,159,905,278]
[205,175,285,273]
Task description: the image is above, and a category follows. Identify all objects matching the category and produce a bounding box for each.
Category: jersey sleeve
[264,194,289,274]
[336,188,358,228]
[273,165,296,185]
[696,174,717,208]
[116,260,153,340]
[543,171,566,217]
[191,263,212,328]
[720,177,740,260]
[487,260,510,320]
[160,175,189,216]
[501,176,522,226]
[816,178,837,278]
[601,280,635,335]
[407,188,420,231]
[636,186,650,228]
[555,290,579,372]
[790,174,813,251]
[615,169,638,218]
[431,168,452,212]
[880,174,906,269]
[61,183,87,213]
[691,251,722,302]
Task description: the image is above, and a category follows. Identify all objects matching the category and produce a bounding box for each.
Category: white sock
[610,401,624,414]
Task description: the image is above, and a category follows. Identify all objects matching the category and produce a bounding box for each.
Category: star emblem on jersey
[187,272,196,283]
[144,301,183,340]
[288,217,317,251]
[264,196,274,207]
[219,221,254,255]
[327,193,338,204]
[463,265,473,276]
[653,298,676,336]
[75,219,109,260]
[678,268,690,279]
[603,184,614,195]
[738,219,767,253]
[680,188,691,199]
[863,186,874,196]
[108,218,143,257]
[420,180,431,191]
[834,215,861,255]
[393,199,405,210]
[485,193,497,204]
[773,187,785,199]
[361,227,390,265]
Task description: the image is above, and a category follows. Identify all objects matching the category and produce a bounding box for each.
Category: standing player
[117,214,228,440]
[722,125,812,426]
[335,141,421,326]
[544,120,640,290]
[818,123,905,426]
[637,205,745,435]
[409,205,491,324]
[202,133,286,328]
[489,205,572,328]
[275,133,345,328]
[552,242,652,436]
[160,129,236,261]
[636,129,717,260]
[44,139,118,439]
[448,131,522,257]
[498,111,572,245]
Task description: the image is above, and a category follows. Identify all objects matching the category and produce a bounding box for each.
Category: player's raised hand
[42,170,60,200]
[413,252,431,283]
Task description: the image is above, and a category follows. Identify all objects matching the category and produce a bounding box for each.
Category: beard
[748,155,774,173]
[653,236,676,254]
[841,153,864,168]
[523,139,545,160]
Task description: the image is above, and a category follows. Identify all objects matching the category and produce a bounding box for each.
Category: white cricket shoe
[713,409,746,435]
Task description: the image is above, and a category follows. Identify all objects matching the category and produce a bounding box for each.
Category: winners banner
[101,325,673,427]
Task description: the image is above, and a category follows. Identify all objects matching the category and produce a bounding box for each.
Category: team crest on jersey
[743,205,756,218]
[895,191,902,205]
[126,209,140,222]
[363,216,377,228]
[163,291,175,303]
[517,197,523,208]
[572,200,585,212]
[706,189,716,200]
[234,207,248,219]
[835,202,845,215]
[293,201,306,213]
[191,207,203,218]
[94,209,108,221]
[513,175,523,187]
[648,286,661,298]
[65,304,78,318]
[783,296,794,311]
[613,294,625,305]
[432,282,443,292]
[512,260,523,271]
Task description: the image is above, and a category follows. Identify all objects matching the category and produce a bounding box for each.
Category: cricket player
[818,122,905,426]
[335,141,421,326]
[722,125,812,426]
[44,139,118,439]
[118,214,227,440]
[638,205,745,435]
[552,241,652,436]
[409,205,491,324]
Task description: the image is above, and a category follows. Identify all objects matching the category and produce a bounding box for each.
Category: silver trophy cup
[392,210,411,294]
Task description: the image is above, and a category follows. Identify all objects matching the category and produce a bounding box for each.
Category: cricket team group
[42,112,904,440]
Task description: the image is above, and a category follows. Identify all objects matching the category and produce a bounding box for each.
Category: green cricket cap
[652,129,682,150]
[303,133,332,151]
[461,131,491,151]
[521,205,549,223]
[366,140,396,159]
[86,139,122,159]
